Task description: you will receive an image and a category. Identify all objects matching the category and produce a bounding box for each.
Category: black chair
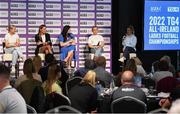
[27,104,37,114]
[65,77,83,95]
[44,92,71,112]
[46,105,81,114]
[111,96,147,113]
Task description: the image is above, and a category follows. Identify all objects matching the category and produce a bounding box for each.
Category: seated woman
[15,58,42,88]
[4,25,24,73]
[68,70,98,113]
[35,24,52,55]
[42,63,62,95]
[58,25,76,68]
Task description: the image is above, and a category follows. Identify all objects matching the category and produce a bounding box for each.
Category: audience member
[74,59,96,77]
[132,57,146,77]
[68,70,98,113]
[112,70,146,103]
[33,55,42,74]
[42,63,62,95]
[38,54,55,82]
[160,55,176,76]
[123,59,137,75]
[15,58,42,88]
[152,60,173,83]
[0,64,27,113]
[159,87,180,109]
[94,56,112,88]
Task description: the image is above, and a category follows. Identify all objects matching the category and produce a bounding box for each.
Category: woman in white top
[88,26,104,58]
[4,25,24,73]
[120,25,137,61]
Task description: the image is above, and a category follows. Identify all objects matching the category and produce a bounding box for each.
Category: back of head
[23,59,35,79]
[121,70,134,85]
[160,55,171,64]
[84,59,95,70]
[95,56,106,68]
[45,54,55,64]
[123,59,137,75]
[81,70,96,87]
[0,63,10,80]
[33,55,42,73]
[132,57,142,65]
[158,60,169,71]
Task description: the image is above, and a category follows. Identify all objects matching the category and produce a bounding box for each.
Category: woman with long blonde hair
[68,70,98,113]
[42,63,62,95]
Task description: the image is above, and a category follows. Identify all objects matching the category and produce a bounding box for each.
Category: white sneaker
[20,56,25,61]
[11,66,15,74]
[119,57,126,62]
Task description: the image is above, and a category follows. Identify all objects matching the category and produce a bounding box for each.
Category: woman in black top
[68,70,98,113]
[35,24,52,55]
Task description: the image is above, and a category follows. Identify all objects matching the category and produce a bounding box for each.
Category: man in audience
[0,64,27,113]
[38,54,55,82]
[94,56,112,88]
[74,59,96,77]
[152,60,173,83]
[112,70,146,103]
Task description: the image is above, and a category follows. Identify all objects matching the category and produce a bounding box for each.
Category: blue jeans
[123,46,136,60]
[4,47,23,65]
[90,48,103,57]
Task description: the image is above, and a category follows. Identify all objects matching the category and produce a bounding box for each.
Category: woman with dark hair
[58,25,76,68]
[15,58,42,88]
[119,25,137,62]
[35,24,52,55]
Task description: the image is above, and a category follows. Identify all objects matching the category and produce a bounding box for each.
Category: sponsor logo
[63,4,78,10]
[0,2,8,9]
[47,28,61,34]
[16,28,26,34]
[28,20,44,26]
[79,28,92,34]
[28,38,36,45]
[28,28,38,34]
[0,19,8,26]
[103,45,111,51]
[20,46,27,53]
[96,12,111,19]
[63,0,78,2]
[97,0,111,3]
[80,20,95,26]
[20,38,27,44]
[10,3,26,9]
[63,20,78,26]
[79,37,88,44]
[96,20,111,27]
[80,0,95,2]
[28,11,44,18]
[46,12,61,18]
[71,28,78,34]
[46,3,61,10]
[10,11,26,18]
[96,4,111,11]
[46,20,61,26]
[28,45,36,53]
[80,12,95,18]
[98,28,111,35]
[78,45,87,52]
[102,53,111,59]
[80,4,95,11]
[28,3,44,10]
[104,37,111,44]
[51,38,59,45]
[0,11,8,17]
[0,28,7,34]
[52,46,60,53]
[10,19,26,26]
[63,12,78,18]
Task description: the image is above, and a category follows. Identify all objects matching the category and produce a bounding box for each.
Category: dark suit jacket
[35,33,52,47]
